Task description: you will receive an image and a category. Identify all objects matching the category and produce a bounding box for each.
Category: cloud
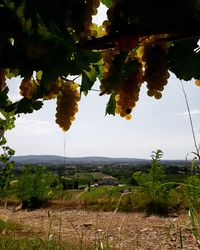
[12,118,57,136]
[178,110,200,118]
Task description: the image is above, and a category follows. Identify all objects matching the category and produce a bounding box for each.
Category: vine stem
[179,81,200,159]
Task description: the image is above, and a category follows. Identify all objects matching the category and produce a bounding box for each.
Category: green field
[62,172,107,187]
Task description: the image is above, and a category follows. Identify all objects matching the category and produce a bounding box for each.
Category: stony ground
[0,205,200,249]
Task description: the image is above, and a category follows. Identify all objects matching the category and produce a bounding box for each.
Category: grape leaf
[32,101,43,111]
[100,0,112,8]
[81,66,98,95]
[0,87,10,107]
[105,93,116,116]
[6,69,20,79]
[36,71,43,80]
[15,98,43,114]
[168,38,200,81]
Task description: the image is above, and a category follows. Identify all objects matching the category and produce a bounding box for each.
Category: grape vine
[0,0,199,133]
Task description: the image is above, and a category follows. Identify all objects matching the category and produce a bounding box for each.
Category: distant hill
[10,155,150,165]
[9,155,192,168]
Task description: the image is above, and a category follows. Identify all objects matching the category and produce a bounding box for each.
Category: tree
[0,0,200,133]
[0,136,15,206]
[16,165,56,208]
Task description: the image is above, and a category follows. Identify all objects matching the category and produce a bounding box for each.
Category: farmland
[0,152,200,249]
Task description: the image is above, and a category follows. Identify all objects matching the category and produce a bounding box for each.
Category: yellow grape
[154,92,162,99]
[125,114,132,120]
[195,79,200,87]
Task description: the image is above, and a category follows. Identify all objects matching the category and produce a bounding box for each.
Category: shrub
[184,175,200,211]
[132,149,171,215]
[16,165,58,209]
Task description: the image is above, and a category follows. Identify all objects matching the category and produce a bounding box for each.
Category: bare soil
[0,204,200,249]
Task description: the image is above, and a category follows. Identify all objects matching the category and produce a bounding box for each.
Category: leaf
[15,98,43,114]
[105,93,116,116]
[168,38,200,81]
[15,98,34,114]
[100,0,112,8]
[6,69,20,79]
[0,87,10,107]
[81,66,98,95]
[36,71,43,81]
[32,100,43,110]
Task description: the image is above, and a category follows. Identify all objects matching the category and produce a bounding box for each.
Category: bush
[184,175,200,211]
[132,149,171,215]
[118,193,134,212]
[16,165,59,209]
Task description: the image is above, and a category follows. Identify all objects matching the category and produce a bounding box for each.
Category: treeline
[4,159,197,178]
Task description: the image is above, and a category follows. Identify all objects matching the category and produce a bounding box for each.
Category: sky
[3,4,200,160]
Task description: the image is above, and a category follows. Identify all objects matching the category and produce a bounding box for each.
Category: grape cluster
[143,43,169,99]
[55,80,80,132]
[19,76,38,99]
[105,0,117,34]
[100,49,120,94]
[72,0,100,39]
[0,69,6,92]
[44,78,62,100]
[114,59,143,119]
[82,0,100,39]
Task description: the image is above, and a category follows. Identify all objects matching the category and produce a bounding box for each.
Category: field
[1,152,200,249]
[0,206,200,250]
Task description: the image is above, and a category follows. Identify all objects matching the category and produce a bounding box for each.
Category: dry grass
[0,206,200,249]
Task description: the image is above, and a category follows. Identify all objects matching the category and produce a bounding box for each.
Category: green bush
[118,193,134,212]
[0,137,15,200]
[16,165,59,209]
[184,175,200,211]
[132,149,171,215]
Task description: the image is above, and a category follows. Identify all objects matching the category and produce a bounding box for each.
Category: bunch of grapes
[82,0,100,38]
[100,49,120,94]
[105,0,117,34]
[114,59,143,119]
[0,69,6,92]
[43,78,62,100]
[72,0,100,39]
[143,43,170,99]
[19,76,38,99]
[55,80,80,132]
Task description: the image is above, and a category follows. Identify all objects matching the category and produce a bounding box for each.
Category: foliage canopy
[0,0,200,131]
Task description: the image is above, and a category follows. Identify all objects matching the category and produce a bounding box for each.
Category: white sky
[3,4,200,160]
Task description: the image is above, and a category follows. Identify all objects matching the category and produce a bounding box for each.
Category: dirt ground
[0,205,200,250]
